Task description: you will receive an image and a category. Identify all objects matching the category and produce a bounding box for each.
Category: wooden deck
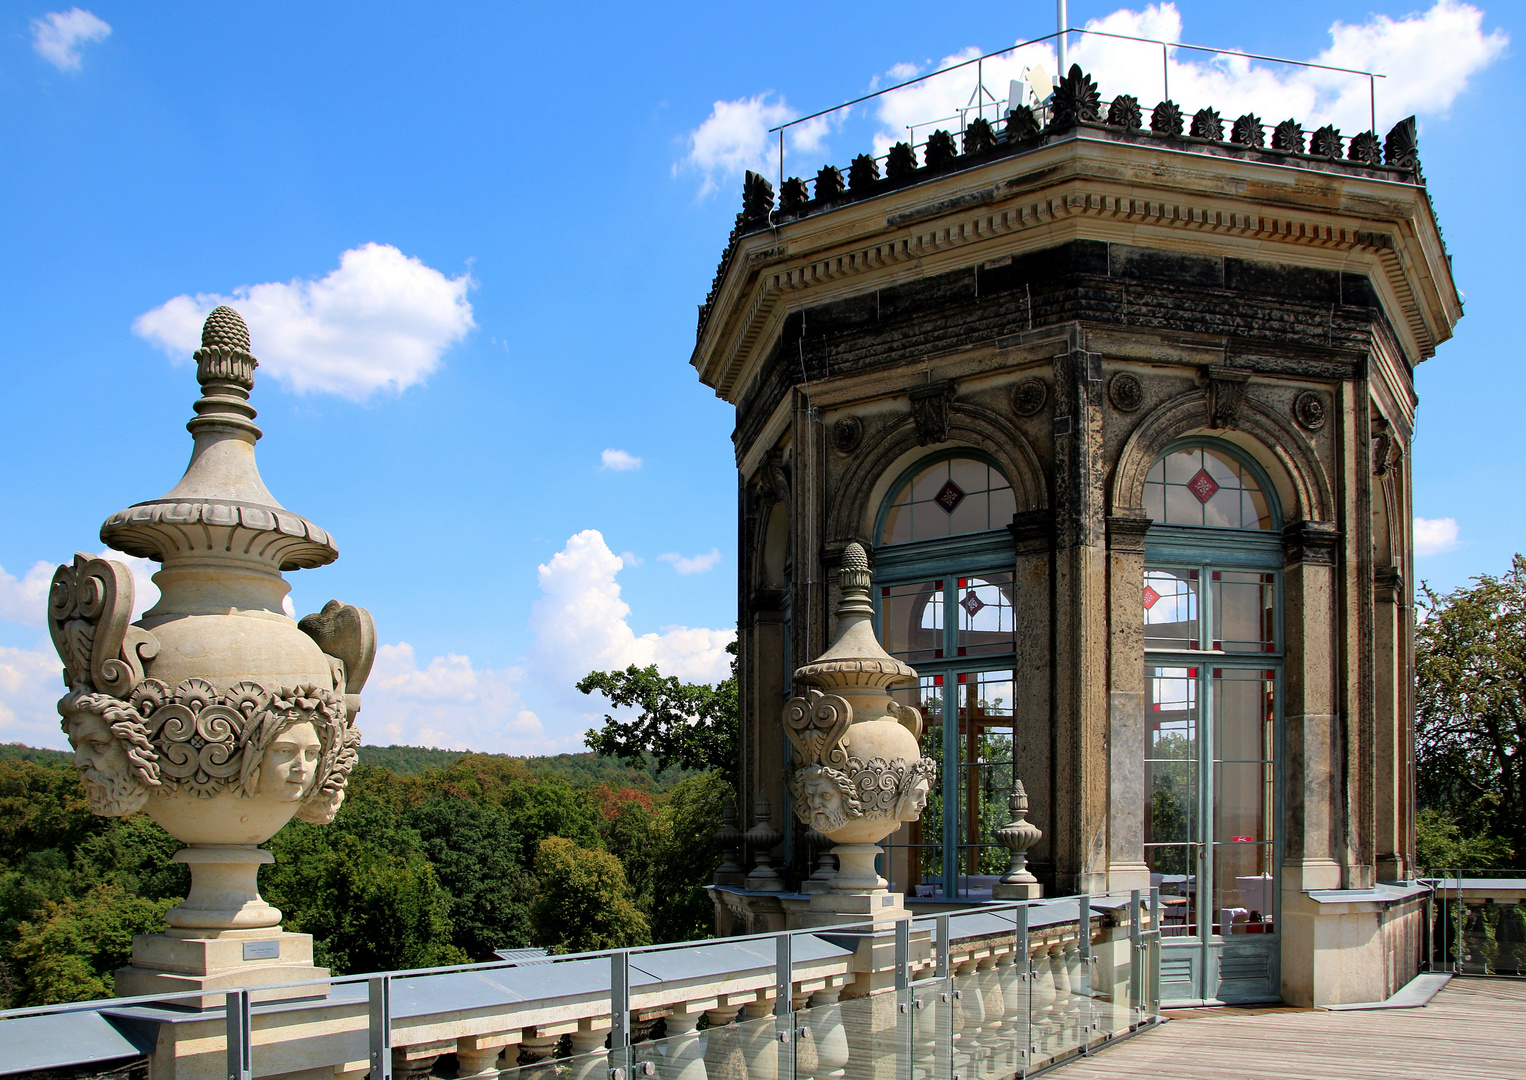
[1060,978,1526,1080]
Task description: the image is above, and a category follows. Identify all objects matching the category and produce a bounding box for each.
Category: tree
[9,885,175,1005]
[579,641,739,782]
[530,837,649,953]
[1416,557,1526,867]
[405,797,535,959]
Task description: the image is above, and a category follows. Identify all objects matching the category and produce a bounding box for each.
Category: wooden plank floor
[1057,978,1526,1080]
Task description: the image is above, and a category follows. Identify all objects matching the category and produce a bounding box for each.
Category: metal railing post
[1129,889,1143,1025]
[935,914,952,1079]
[611,951,631,1080]
[895,918,912,1080]
[226,989,251,1080]
[1077,894,1092,1054]
[776,931,796,1080]
[1149,887,1161,1017]
[1015,903,1030,1078]
[368,976,393,1080]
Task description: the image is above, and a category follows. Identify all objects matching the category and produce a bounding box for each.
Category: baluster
[660,1004,707,1080]
[457,1038,509,1080]
[703,1005,746,1080]
[808,987,848,1080]
[568,1024,610,1080]
[740,994,779,1080]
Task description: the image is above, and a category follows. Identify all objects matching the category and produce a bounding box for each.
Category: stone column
[659,1004,706,1080]
[1008,510,1055,888]
[1105,512,1152,891]
[1372,566,1408,881]
[1050,347,1110,895]
[1280,519,1342,1006]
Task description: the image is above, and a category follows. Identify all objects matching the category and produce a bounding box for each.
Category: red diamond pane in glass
[934,479,966,513]
[1142,585,1161,610]
[960,591,986,617]
[1187,468,1220,504]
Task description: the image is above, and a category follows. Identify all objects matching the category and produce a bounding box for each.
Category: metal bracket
[225,989,251,1080]
[368,976,392,1080]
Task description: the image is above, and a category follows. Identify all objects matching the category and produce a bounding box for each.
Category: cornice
[693,136,1460,406]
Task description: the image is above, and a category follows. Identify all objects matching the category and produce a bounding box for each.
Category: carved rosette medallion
[831,415,864,455]
[1293,390,1327,431]
[1011,378,1048,417]
[1108,372,1144,413]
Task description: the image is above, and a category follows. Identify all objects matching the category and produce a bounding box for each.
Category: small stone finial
[198,305,251,355]
[744,794,785,891]
[992,776,1043,900]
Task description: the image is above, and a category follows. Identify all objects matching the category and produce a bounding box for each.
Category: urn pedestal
[50,307,372,1005]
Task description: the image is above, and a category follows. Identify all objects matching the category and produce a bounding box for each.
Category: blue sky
[0,2,1517,753]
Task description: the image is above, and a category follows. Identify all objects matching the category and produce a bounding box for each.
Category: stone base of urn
[116,928,328,1007]
[991,881,1043,901]
[791,844,913,928]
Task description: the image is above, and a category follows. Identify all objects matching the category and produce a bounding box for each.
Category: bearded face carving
[789,764,861,833]
[61,691,160,817]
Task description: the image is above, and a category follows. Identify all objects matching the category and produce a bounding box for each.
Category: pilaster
[1105,511,1151,890]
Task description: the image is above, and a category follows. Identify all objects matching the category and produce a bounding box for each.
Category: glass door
[877,571,1017,900]
[1144,564,1281,1003]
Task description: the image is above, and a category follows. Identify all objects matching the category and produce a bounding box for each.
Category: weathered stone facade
[694,70,1457,1007]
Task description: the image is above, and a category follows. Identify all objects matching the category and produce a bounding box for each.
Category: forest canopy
[0,748,728,1008]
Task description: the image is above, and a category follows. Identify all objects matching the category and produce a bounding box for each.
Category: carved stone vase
[49,307,373,1000]
[783,542,935,925]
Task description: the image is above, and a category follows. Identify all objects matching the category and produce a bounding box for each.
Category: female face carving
[259,721,321,801]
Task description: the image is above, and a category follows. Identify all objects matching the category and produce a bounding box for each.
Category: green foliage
[0,743,72,765]
[265,817,469,974]
[9,885,176,1005]
[359,744,698,788]
[579,641,739,783]
[1416,558,1526,866]
[1414,807,1514,874]
[530,837,649,953]
[0,743,728,1005]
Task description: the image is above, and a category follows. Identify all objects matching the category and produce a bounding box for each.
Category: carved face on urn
[897,775,931,821]
[257,721,321,802]
[60,692,157,817]
[790,764,860,834]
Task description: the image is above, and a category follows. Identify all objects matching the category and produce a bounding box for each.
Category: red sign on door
[1231,836,1255,842]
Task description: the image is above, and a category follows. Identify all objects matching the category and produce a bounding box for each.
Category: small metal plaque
[243,939,280,961]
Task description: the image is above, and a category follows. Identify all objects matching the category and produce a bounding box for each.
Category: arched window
[1142,438,1283,1000]
[880,456,1016,546]
[1143,445,1275,531]
[872,451,1017,901]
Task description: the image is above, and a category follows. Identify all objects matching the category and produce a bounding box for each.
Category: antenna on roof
[1057,0,1069,72]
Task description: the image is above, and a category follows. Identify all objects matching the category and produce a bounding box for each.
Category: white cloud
[677,94,837,196]
[658,548,723,575]
[0,643,66,749]
[360,530,732,753]
[619,551,643,567]
[361,643,561,755]
[531,530,733,686]
[1415,516,1461,556]
[0,551,158,628]
[31,8,110,72]
[601,448,642,471]
[133,243,475,401]
[869,2,1506,156]
[0,562,54,626]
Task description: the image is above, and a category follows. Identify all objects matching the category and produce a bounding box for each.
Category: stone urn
[784,542,935,924]
[49,306,373,998]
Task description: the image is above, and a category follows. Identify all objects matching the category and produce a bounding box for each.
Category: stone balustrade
[0,895,1159,1080]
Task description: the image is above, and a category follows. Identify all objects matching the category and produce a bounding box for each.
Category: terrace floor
[1063,978,1526,1080]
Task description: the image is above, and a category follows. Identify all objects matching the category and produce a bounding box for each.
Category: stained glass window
[881,457,1017,545]
[1143,447,1273,530]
